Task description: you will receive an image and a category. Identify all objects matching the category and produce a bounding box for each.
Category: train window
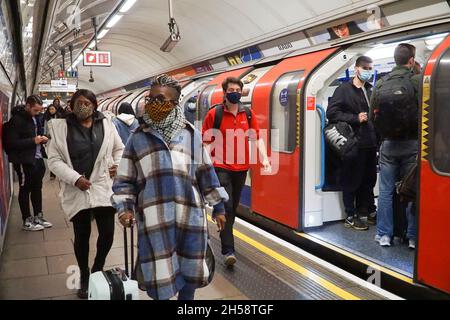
[270,70,304,153]
[431,48,450,175]
[198,85,216,121]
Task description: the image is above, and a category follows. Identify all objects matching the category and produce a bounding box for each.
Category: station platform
[0,175,399,300]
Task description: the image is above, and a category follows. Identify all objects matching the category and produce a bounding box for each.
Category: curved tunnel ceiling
[39,0,397,93]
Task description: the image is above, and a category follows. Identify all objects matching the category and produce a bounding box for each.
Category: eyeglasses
[145,96,177,105]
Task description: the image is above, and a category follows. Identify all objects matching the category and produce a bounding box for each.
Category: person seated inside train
[326,55,378,231]
[370,43,420,249]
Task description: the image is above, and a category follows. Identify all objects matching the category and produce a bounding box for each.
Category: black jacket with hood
[5,105,47,165]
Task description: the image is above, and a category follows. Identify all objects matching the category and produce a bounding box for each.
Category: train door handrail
[315,104,326,190]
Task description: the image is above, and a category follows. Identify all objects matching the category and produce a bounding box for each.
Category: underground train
[97,25,450,299]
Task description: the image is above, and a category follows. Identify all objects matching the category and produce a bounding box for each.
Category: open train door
[251,49,336,230]
[416,34,450,295]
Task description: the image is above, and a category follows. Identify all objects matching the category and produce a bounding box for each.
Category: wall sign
[83,51,112,67]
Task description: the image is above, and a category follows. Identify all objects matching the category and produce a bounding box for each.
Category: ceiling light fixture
[98,29,110,39]
[106,14,123,28]
[120,0,137,13]
[160,0,181,53]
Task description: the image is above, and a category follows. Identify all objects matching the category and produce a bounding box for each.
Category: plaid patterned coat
[112,122,228,300]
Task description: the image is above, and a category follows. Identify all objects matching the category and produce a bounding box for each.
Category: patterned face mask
[145,101,175,122]
[73,103,94,121]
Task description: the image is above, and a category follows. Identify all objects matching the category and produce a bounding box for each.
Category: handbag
[324,121,359,161]
[396,162,418,203]
[205,239,215,284]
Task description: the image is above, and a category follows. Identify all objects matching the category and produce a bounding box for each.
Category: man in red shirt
[202,77,271,267]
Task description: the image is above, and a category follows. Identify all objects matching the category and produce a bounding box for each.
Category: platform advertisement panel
[0,91,11,253]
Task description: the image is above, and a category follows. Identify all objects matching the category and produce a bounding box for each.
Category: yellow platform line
[207,216,361,300]
[296,232,414,284]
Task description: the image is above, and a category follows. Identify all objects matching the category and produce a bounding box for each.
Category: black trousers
[71,207,116,281]
[14,159,46,221]
[215,168,247,255]
[339,148,377,218]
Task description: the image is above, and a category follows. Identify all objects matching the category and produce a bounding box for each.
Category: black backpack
[211,104,252,130]
[373,73,418,139]
[1,119,12,156]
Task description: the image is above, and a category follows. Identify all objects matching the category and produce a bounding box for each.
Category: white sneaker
[34,213,53,228]
[376,235,391,247]
[23,217,44,231]
[224,253,237,267]
[409,239,415,249]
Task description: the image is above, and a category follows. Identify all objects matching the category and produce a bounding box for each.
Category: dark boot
[77,268,90,299]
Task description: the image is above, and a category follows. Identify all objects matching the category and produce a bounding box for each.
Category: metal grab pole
[69,44,73,72]
[92,17,98,51]
[168,0,174,19]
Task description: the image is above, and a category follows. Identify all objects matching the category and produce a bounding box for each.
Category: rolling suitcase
[88,225,140,300]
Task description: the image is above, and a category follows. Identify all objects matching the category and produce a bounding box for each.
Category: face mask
[226,92,242,104]
[145,101,175,122]
[73,103,94,121]
[358,69,373,83]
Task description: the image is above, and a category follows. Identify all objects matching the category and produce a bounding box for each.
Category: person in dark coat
[5,95,53,231]
[326,56,377,231]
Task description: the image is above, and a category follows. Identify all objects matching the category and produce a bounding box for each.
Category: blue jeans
[377,140,418,240]
[178,283,196,300]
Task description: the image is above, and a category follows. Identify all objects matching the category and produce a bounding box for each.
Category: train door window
[270,71,304,153]
[431,48,450,175]
[198,85,216,121]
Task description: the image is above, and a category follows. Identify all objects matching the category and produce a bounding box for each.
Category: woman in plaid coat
[112,75,227,300]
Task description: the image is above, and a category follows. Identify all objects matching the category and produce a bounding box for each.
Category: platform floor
[0,174,396,300]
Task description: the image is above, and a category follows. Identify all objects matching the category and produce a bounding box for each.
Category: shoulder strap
[244,107,252,127]
[213,104,223,130]
[361,86,371,108]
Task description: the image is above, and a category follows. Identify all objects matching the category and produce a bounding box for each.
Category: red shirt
[202,104,260,172]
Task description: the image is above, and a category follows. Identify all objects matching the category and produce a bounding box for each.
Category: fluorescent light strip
[120,0,137,13]
[98,29,109,39]
[106,14,123,28]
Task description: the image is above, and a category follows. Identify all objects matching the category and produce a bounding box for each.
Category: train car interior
[302,29,449,276]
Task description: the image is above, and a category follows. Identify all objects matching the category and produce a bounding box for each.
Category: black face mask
[226,92,242,104]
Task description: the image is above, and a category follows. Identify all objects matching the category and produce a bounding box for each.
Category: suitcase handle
[123,224,135,278]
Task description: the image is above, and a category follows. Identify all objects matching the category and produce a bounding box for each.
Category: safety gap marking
[208,215,360,300]
[233,217,402,300]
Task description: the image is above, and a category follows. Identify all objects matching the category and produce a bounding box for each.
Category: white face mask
[357,67,373,82]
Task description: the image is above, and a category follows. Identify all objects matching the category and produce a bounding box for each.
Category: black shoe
[77,288,88,299]
[345,216,369,231]
[77,268,90,299]
[367,212,377,225]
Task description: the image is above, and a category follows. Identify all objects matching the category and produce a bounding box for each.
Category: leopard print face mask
[144,101,175,122]
[73,103,94,121]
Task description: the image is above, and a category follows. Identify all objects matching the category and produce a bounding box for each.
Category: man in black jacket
[326,56,378,231]
[6,95,53,231]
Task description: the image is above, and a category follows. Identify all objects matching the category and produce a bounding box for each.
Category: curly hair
[151,74,182,98]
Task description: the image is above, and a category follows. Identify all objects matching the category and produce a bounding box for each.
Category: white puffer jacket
[47,113,124,220]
